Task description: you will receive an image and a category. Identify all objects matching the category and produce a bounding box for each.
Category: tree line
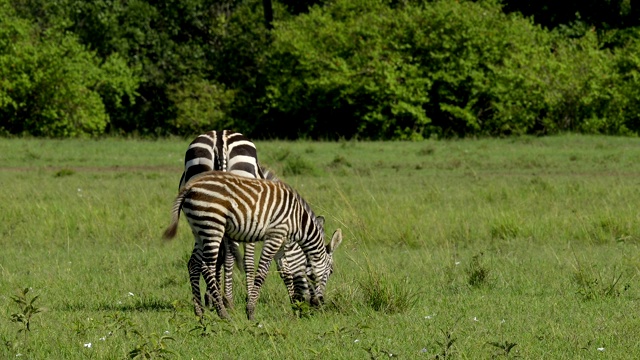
[1,0,640,139]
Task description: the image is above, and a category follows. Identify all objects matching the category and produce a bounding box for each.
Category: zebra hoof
[217,308,230,321]
[246,305,256,321]
[223,296,234,310]
[310,296,324,307]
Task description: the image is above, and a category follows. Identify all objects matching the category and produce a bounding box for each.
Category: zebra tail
[163,187,189,240]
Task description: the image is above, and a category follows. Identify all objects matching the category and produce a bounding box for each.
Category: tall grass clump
[571,260,630,301]
[489,215,523,240]
[466,253,491,288]
[359,260,417,314]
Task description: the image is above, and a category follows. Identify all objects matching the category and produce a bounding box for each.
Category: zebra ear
[327,229,343,253]
[316,216,325,228]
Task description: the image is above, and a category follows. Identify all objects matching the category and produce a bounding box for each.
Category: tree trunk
[263,0,273,30]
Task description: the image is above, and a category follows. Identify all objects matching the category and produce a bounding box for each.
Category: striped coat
[178,130,310,315]
[164,171,342,320]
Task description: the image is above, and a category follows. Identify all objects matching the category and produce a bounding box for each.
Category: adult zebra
[164,171,343,320]
[178,130,310,316]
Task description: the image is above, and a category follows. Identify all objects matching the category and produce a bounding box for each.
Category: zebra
[178,130,310,316]
[163,171,343,320]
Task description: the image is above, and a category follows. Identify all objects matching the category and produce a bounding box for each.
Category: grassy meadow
[1,135,639,358]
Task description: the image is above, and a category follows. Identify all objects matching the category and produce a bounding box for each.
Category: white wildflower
[128,292,135,297]
[473,317,479,322]
[597,347,605,351]
[455,261,461,266]
[354,339,360,343]
[99,337,106,341]
[84,343,92,348]
[164,331,170,335]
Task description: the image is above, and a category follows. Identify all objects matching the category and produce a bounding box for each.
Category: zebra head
[309,216,343,306]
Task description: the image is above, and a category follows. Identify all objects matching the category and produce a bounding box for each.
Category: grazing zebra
[163,171,343,320]
[178,130,310,316]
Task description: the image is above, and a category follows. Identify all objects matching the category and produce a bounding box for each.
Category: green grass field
[1,135,639,359]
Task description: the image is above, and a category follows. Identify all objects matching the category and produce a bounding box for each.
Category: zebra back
[179,130,262,188]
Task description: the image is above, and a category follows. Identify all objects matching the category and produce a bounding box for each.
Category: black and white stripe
[164,171,343,320]
[179,130,310,316]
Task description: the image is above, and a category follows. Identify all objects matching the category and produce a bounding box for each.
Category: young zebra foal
[163,171,343,320]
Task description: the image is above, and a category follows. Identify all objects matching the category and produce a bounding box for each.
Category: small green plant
[103,313,139,338]
[10,288,44,334]
[572,262,629,301]
[189,313,218,337]
[128,333,175,359]
[317,323,367,340]
[291,300,312,318]
[72,317,97,338]
[487,340,518,358]
[363,339,398,359]
[466,253,490,288]
[435,326,457,359]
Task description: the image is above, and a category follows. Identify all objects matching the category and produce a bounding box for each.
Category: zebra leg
[201,236,230,320]
[292,273,310,304]
[222,237,236,309]
[243,242,256,302]
[209,238,227,310]
[274,249,295,301]
[187,250,205,317]
[281,242,310,303]
[246,237,284,321]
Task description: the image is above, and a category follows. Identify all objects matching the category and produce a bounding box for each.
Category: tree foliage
[0,1,138,137]
[2,0,640,138]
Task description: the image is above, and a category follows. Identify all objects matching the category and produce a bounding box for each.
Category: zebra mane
[258,164,280,182]
[258,164,319,227]
[278,178,319,227]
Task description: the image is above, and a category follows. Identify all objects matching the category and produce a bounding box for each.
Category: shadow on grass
[61,296,176,312]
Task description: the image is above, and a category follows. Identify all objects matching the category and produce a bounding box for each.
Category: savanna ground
[1,135,639,359]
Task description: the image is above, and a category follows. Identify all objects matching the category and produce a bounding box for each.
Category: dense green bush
[166,77,236,134]
[263,0,639,139]
[2,0,640,138]
[613,34,640,133]
[264,0,431,139]
[0,1,138,137]
[488,29,630,135]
